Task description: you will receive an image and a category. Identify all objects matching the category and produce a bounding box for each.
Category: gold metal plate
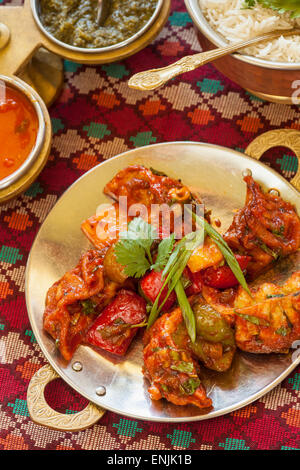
[25,137,300,423]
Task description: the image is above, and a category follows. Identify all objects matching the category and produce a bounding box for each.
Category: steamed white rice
[199,0,300,62]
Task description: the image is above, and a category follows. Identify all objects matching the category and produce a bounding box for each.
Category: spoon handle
[96,0,111,25]
[128,29,298,91]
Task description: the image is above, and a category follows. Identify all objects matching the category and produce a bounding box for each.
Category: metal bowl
[185,0,300,104]
[31,0,164,55]
[0,75,46,190]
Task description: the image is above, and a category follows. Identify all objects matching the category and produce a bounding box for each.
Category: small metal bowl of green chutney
[32,0,164,54]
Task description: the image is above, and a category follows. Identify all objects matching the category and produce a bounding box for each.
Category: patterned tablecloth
[0,0,299,451]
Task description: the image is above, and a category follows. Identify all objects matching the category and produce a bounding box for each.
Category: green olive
[103,244,128,284]
[192,299,235,347]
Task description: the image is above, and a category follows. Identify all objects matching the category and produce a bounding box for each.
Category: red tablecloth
[0,0,299,451]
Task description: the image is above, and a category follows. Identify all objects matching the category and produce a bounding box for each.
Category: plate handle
[27,364,105,431]
[245,129,300,192]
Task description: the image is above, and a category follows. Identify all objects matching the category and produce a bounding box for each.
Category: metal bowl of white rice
[185,0,300,103]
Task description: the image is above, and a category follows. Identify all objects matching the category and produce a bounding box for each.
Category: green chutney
[39,0,158,49]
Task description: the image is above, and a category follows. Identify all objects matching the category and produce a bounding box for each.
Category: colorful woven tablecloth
[0,0,299,451]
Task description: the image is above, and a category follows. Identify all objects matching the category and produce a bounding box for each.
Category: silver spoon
[96,0,111,25]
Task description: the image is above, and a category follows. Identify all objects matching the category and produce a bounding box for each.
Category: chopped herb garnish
[259,242,279,260]
[150,167,168,177]
[182,377,201,395]
[266,294,285,299]
[275,326,290,336]
[171,362,194,374]
[244,1,300,18]
[235,310,269,326]
[114,318,126,325]
[115,217,158,277]
[115,239,151,278]
[151,234,175,272]
[160,383,169,393]
[272,225,285,238]
[81,299,97,315]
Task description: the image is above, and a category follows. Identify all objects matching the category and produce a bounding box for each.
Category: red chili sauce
[0,83,39,181]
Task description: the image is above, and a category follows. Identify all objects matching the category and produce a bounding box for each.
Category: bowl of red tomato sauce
[0,75,48,194]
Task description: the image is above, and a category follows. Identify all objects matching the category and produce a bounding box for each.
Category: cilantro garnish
[81,299,97,315]
[259,242,279,260]
[117,217,157,264]
[275,326,290,336]
[235,310,269,326]
[181,378,201,395]
[244,0,300,18]
[272,225,285,238]
[149,167,168,177]
[115,240,151,278]
[114,217,157,277]
[151,234,175,272]
[171,362,194,374]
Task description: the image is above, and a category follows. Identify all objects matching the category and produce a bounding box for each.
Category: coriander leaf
[259,242,279,260]
[119,217,157,264]
[170,362,194,373]
[275,326,290,336]
[151,234,175,272]
[150,167,168,177]
[182,378,201,395]
[234,310,270,326]
[114,239,150,278]
[244,0,300,18]
[81,299,97,315]
[160,383,169,393]
[120,217,157,246]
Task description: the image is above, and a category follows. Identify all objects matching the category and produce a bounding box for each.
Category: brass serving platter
[25,132,300,428]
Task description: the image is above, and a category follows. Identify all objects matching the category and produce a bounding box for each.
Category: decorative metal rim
[31,0,164,55]
[27,364,105,431]
[184,0,300,71]
[0,75,45,190]
[25,139,300,423]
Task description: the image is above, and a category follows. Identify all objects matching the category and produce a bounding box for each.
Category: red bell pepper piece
[184,267,204,296]
[202,255,251,289]
[139,271,176,312]
[86,289,147,356]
